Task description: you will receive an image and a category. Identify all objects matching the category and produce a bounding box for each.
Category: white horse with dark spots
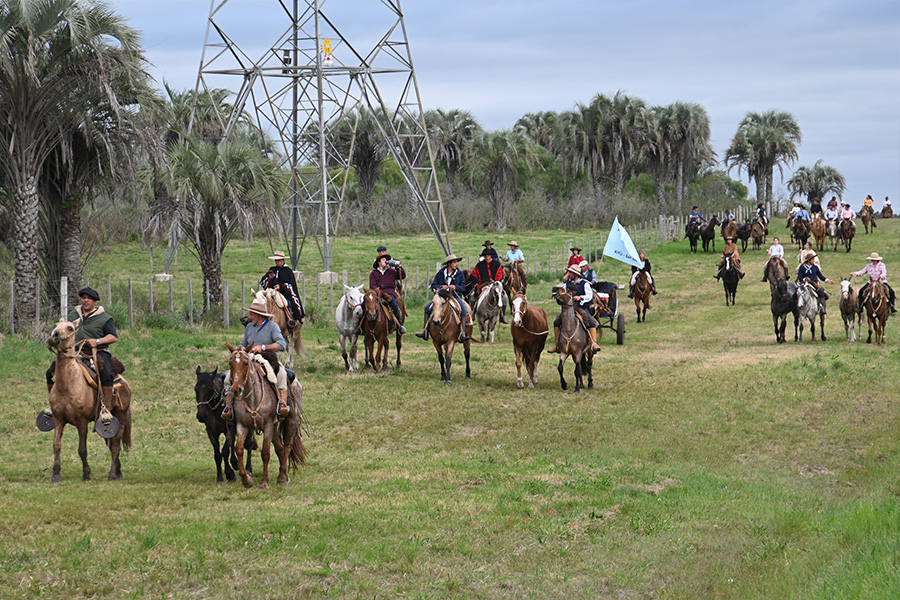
[335,284,365,371]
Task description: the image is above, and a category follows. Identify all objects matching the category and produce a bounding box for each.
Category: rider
[884,196,892,210]
[480,240,499,262]
[715,237,744,280]
[579,259,597,284]
[852,252,897,314]
[809,198,823,217]
[415,254,470,342]
[628,250,658,297]
[221,296,291,421]
[824,199,838,223]
[753,203,768,227]
[838,201,856,226]
[369,254,407,334]
[259,251,305,328]
[761,237,786,282]
[43,287,119,419]
[469,248,508,323]
[722,208,735,224]
[376,245,405,293]
[797,250,834,314]
[504,240,528,288]
[863,194,874,210]
[686,206,707,235]
[548,265,601,354]
[795,203,811,223]
[567,245,584,269]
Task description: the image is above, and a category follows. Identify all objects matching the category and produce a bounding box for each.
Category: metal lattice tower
[190,0,451,271]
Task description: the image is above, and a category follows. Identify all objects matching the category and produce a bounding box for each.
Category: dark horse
[700,215,720,252]
[721,253,739,306]
[194,366,253,482]
[551,286,594,392]
[862,281,890,344]
[632,270,652,323]
[510,292,549,389]
[362,288,402,373]
[770,277,799,344]
[735,221,752,251]
[427,288,473,384]
[791,219,810,249]
[686,220,701,253]
[860,205,877,234]
[839,219,855,253]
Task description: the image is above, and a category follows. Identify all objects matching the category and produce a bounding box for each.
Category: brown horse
[882,205,893,219]
[551,286,594,392]
[46,319,132,483]
[862,281,890,344]
[632,270,652,323]
[427,288,472,384]
[510,293,548,388]
[764,257,789,294]
[860,205,877,234]
[810,215,826,251]
[362,288,402,372]
[262,288,303,368]
[226,343,306,488]
[838,278,861,342]
[721,218,738,241]
[791,219,810,249]
[839,219,855,252]
[503,262,527,297]
[751,221,766,250]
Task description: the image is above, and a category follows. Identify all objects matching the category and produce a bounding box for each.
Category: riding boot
[547,326,560,353]
[276,389,290,418]
[651,283,658,296]
[222,394,234,421]
[499,311,508,324]
[588,327,601,352]
[458,317,470,342]
[627,284,633,299]
[391,305,407,334]
[415,310,431,340]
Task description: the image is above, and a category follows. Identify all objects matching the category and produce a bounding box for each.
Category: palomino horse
[860,205,877,234]
[751,221,766,250]
[195,366,253,482]
[839,219,856,252]
[551,286,594,392]
[686,220,701,253]
[862,281,890,344]
[826,218,839,251]
[721,253,740,306]
[261,288,303,368]
[503,262,527,297]
[791,219,810,249]
[475,280,505,343]
[362,288,402,372]
[810,215,826,252]
[632,270,652,323]
[226,343,306,488]
[770,277,798,344]
[427,288,472,384]
[838,278,861,342]
[46,319,132,482]
[700,215,720,252]
[335,284,365,372]
[510,293,548,388]
[796,281,826,343]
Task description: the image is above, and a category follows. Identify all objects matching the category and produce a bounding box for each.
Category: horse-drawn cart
[593,281,626,345]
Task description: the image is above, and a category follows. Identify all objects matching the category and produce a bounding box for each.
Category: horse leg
[635,299,641,323]
[75,421,91,481]
[259,428,272,490]
[106,435,122,481]
[867,313,873,343]
[396,330,402,367]
[558,355,568,391]
[515,344,524,388]
[206,426,225,482]
[464,338,472,379]
[52,421,66,483]
[819,313,826,342]
[339,334,350,371]
[585,354,594,389]
[348,334,358,372]
[436,345,447,382]
[235,426,253,488]
[444,343,454,385]
[274,424,289,485]
[573,353,583,393]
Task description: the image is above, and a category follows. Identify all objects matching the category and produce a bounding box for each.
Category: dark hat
[373,255,391,269]
[376,245,387,252]
[570,246,582,253]
[482,240,494,246]
[480,248,494,257]
[78,287,100,301]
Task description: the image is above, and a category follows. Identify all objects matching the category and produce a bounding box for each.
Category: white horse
[335,284,365,371]
[474,280,505,343]
[796,281,826,343]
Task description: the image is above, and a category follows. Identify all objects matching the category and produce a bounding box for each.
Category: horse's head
[511,293,528,326]
[343,284,365,317]
[796,281,815,310]
[840,277,853,299]
[553,284,574,306]
[226,342,251,396]
[363,289,381,321]
[47,319,77,353]
[195,366,223,412]
[723,253,734,270]
[709,214,720,227]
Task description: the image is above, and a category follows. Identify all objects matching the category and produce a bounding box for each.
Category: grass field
[1,219,899,599]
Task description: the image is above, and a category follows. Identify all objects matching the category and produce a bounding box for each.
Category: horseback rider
[469,247,508,324]
[686,206,706,235]
[259,251,305,328]
[824,199,838,223]
[579,259,598,285]
[548,265,601,354]
[628,250,658,298]
[761,236,787,282]
[852,252,897,315]
[369,254,407,334]
[795,203,811,223]
[416,254,470,342]
[797,250,833,314]
[504,241,525,271]
[221,296,291,421]
[715,237,745,280]
[480,240,499,262]
[884,196,892,210]
[863,194,874,210]
[42,287,119,419]
[752,203,768,227]
[567,245,584,270]
[809,198,823,216]
[376,245,406,293]
[838,201,856,226]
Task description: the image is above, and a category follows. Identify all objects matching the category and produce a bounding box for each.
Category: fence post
[169,279,174,315]
[241,279,245,315]
[107,277,112,307]
[223,279,230,329]
[128,279,134,327]
[342,270,348,286]
[149,279,155,314]
[315,278,321,314]
[330,280,335,318]
[188,280,194,327]
[416,266,420,290]
[60,276,68,320]
[357,269,361,286]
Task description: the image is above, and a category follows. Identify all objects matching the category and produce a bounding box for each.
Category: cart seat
[593,281,618,316]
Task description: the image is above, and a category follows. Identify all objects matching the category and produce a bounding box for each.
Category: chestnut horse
[791,219,810,249]
[632,270,652,323]
[427,288,472,384]
[503,262,527,297]
[551,286,594,392]
[838,278,861,342]
[226,343,306,488]
[362,288,402,372]
[810,215,826,252]
[720,218,738,241]
[46,319,132,483]
[262,288,303,368]
[862,281,889,344]
[839,219,855,252]
[764,257,789,294]
[882,205,893,219]
[860,205,876,234]
[510,293,548,388]
[751,221,766,250]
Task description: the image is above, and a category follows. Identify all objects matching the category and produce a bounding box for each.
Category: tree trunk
[754,173,766,206]
[60,193,83,306]
[765,168,774,207]
[13,176,41,327]
[675,156,685,211]
[200,253,223,305]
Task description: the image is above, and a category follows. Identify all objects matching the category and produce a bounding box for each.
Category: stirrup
[222,404,234,422]
[277,400,290,418]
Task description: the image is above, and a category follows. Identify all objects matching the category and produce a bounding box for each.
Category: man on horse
[481,240,499,262]
[795,204,811,223]
[752,203,768,227]
[715,237,745,280]
[259,251,305,328]
[627,250,658,298]
[43,287,120,418]
[548,266,601,354]
[852,252,897,315]
[222,297,291,421]
[761,236,786,282]
[884,196,892,210]
[797,250,834,314]
[369,254,408,334]
[469,248,508,323]
[376,245,406,293]
[686,205,706,235]
[809,198,823,217]
[416,254,471,342]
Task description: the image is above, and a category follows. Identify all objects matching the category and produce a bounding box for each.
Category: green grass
[1,220,899,598]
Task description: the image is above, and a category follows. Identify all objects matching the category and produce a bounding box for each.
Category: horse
[735,221,752,251]
[195,366,253,482]
[45,319,132,482]
[826,218,839,252]
[362,288,402,373]
[721,218,738,241]
[796,281,826,343]
[809,215,826,252]
[860,205,876,234]
[261,288,303,368]
[839,219,855,253]
[632,270,652,322]
[427,288,472,384]
[791,219,810,249]
[721,253,739,306]
[551,286,594,392]
[700,215,720,252]
[503,262,527,297]
[686,220,701,253]
[838,278,861,342]
[225,343,306,488]
[882,205,893,219]
[862,280,890,344]
[474,280,505,343]
[510,293,549,388]
[751,221,766,250]
[770,277,799,344]
[764,257,790,294]
[335,284,365,372]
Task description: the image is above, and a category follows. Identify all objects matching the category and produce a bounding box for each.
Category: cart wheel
[616,313,625,345]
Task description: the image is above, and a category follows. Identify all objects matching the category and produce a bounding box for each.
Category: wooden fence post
[188,280,194,327]
[107,277,112,307]
[128,279,134,327]
[148,279,154,314]
[60,276,68,320]
[169,279,174,315]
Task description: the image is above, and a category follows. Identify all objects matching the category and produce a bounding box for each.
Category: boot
[547,327,560,353]
[499,312,508,324]
[222,394,234,421]
[100,386,115,423]
[277,389,290,417]
[588,327,601,352]
[651,284,658,296]
[415,311,431,340]
[391,306,407,334]
[627,285,633,299]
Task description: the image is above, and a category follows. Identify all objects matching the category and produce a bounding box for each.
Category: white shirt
[768,244,784,259]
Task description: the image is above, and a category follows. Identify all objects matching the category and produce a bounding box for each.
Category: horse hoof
[444,380,451,386]
[517,380,524,389]
[51,474,62,484]
[528,382,535,389]
[259,482,269,490]
[243,477,254,488]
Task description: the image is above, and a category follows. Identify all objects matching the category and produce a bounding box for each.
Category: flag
[602,217,643,268]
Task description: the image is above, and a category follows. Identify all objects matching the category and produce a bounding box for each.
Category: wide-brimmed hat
[725,237,733,242]
[804,250,818,261]
[268,250,287,261]
[570,246,582,253]
[480,248,494,257]
[78,287,100,301]
[442,253,461,265]
[373,255,391,269]
[578,260,589,268]
[565,265,582,277]
[508,241,518,247]
[867,252,883,261]
[243,297,273,318]
[482,240,494,247]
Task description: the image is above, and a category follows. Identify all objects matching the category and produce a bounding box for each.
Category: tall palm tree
[599,91,649,203]
[787,159,846,204]
[469,129,540,231]
[0,0,146,326]
[425,108,481,192]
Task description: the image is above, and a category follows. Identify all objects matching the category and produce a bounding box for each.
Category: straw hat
[566,265,582,277]
[867,252,883,261]
[442,254,461,265]
[243,297,273,318]
[268,250,287,261]
[508,241,518,247]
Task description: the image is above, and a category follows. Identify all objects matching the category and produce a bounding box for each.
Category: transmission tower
[190,0,451,272]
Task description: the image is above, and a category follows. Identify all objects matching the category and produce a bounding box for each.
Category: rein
[197,385,224,410]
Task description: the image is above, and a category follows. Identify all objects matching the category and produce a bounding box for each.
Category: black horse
[770,277,799,344]
[736,221,752,251]
[721,253,740,306]
[700,215,720,252]
[686,221,701,253]
[194,366,252,482]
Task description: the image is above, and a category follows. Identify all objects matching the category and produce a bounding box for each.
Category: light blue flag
[602,217,643,268]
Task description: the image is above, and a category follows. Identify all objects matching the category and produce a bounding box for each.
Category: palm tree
[425,108,482,192]
[787,159,846,204]
[329,107,388,212]
[599,91,649,203]
[0,0,147,326]
[469,129,540,231]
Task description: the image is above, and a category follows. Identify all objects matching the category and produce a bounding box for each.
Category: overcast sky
[114,0,899,211]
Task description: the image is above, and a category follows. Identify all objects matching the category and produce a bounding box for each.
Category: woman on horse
[415,254,470,342]
[753,203,768,226]
[797,250,834,313]
[838,201,856,225]
[628,250,657,298]
[548,266,601,354]
[369,254,407,334]
[852,252,897,315]
[715,237,744,280]
[795,204,811,223]
[864,195,874,209]
[567,245,584,269]
[761,237,786,282]
[259,251,305,328]
[824,199,839,223]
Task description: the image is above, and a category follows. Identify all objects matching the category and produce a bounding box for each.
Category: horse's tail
[292,326,304,360]
[120,406,132,450]
[279,404,307,471]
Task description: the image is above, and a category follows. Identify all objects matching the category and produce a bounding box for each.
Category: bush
[106,300,130,330]
[141,311,189,330]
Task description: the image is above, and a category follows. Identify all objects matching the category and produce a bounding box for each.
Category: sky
[114,0,900,211]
